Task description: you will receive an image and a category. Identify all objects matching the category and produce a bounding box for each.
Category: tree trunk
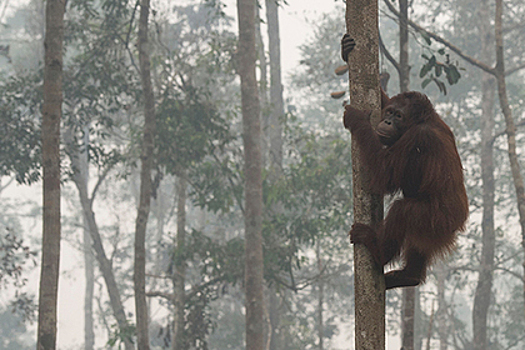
[473,2,496,349]
[255,4,268,168]
[398,0,410,93]
[397,2,415,348]
[135,0,156,348]
[401,288,415,350]
[237,0,264,349]
[37,0,65,348]
[436,262,447,350]
[265,0,284,172]
[81,128,95,350]
[316,241,324,350]
[264,3,285,348]
[171,175,187,350]
[494,0,525,320]
[64,131,134,350]
[345,1,385,349]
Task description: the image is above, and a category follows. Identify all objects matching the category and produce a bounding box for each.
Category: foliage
[0,229,36,289]
[0,72,43,184]
[107,322,136,349]
[418,42,463,95]
[263,115,353,287]
[155,89,234,176]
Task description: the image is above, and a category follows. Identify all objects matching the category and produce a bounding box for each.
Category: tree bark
[494,0,525,320]
[397,2,415,348]
[237,0,264,349]
[265,0,284,172]
[135,0,156,348]
[472,2,496,349]
[264,3,285,348]
[37,0,65,348]
[316,241,324,350]
[64,131,134,350]
[171,175,187,350]
[81,127,95,350]
[436,262,447,350]
[255,4,269,168]
[345,1,385,349]
[398,0,410,93]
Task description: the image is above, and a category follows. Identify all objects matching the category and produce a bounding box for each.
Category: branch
[492,119,525,144]
[379,31,400,74]
[495,266,523,281]
[383,0,495,75]
[146,291,174,301]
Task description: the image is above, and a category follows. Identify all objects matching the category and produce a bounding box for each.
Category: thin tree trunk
[425,302,435,350]
[316,241,324,350]
[171,174,187,350]
[397,2,415,348]
[265,0,284,172]
[414,288,423,350]
[264,3,285,348]
[345,1,385,349]
[436,262,447,350]
[237,0,264,349]
[81,127,95,350]
[398,0,410,93]
[37,0,65,348]
[401,288,415,350]
[255,4,268,168]
[494,0,525,320]
[473,2,496,349]
[64,131,134,350]
[135,0,156,348]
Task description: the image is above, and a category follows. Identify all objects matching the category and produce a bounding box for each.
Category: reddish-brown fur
[344,90,469,290]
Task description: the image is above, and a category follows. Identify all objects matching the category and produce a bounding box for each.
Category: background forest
[0,0,525,349]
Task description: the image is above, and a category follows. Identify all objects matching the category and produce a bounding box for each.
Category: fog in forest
[1,0,525,349]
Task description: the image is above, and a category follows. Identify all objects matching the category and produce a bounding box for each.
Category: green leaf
[435,64,443,77]
[421,78,432,89]
[420,63,432,78]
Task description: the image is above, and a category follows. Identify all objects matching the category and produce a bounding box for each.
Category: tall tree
[135,0,156,348]
[37,0,65,348]
[494,0,525,320]
[265,0,284,171]
[172,174,187,350]
[81,128,95,350]
[472,0,496,349]
[264,1,285,348]
[345,1,385,349]
[237,0,264,349]
[64,130,134,350]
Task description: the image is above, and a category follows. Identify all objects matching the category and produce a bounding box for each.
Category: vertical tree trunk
[264,3,285,348]
[345,1,385,349]
[255,4,269,168]
[436,262,447,350]
[401,288,415,350]
[135,0,156,348]
[265,0,284,171]
[494,0,525,319]
[237,1,264,349]
[397,2,415,348]
[37,0,65,348]
[171,174,187,350]
[473,2,496,349]
[81,128,95,350]
[316,242,324,350]
[398,0,410,93]
[64,130,134,350]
